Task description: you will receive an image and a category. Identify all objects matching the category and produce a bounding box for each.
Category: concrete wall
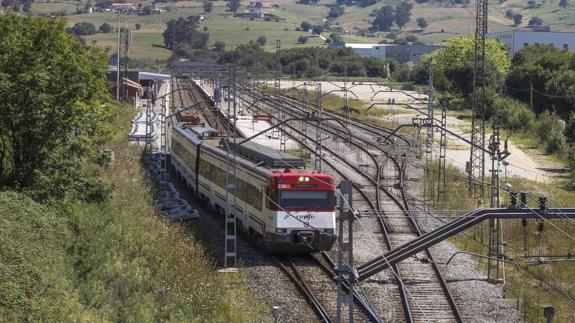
[490,31,575,55]
[386,45,442,63]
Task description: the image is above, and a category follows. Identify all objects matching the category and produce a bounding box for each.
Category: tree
[298,35,308,44]
[141,6,152,15]
[427,35,511,97]
[98,22,113,33]
[416,17,427,30]
[256,35,267,45]
[70,22,96,36]
[163,16,209,50]
[328,5,345,18]
[203,0,213,12]
[507,44,575,115]
[214,40,226,51]
[528,16,543,26]
[505,9,514,19]
[311,25,323,35]
[405,34,417,42]
[372,5,394,31]
[300,21,312,31]
[228,0,240,12]
[0,14,112,201]
[513,13,522,26]
[135,23,141,30]
[559,0,569,8]
[394,2,412,30]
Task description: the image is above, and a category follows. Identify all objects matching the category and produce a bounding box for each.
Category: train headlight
[298,176,304,182]
[276,228,287,234]
[304,177,309,182]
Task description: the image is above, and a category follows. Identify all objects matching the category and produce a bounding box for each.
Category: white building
[489,30,575,56]
[342,43,441,63]
[344,43,390,59]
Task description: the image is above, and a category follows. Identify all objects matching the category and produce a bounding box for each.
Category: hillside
[28,0,575,60]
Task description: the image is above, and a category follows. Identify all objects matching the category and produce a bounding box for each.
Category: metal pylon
[301,82,308,158]
[336,180,354,323]
[224,65,238,268]
[437,99,447,202]
[314,82,322,172]
[469,0,488,201]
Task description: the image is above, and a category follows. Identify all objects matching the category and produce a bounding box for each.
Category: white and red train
[170,124,337,252]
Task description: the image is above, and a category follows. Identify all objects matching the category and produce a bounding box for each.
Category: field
[30,0,575,60]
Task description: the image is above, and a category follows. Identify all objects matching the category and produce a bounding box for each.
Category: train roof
[223,139,305,169]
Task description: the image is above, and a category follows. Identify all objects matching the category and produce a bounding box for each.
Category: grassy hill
[29,0,575,59]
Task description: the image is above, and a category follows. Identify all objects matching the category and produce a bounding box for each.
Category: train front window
[277,191,332,210]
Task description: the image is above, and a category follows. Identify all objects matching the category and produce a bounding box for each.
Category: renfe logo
[277,184,291,189]
[295,214,315,220]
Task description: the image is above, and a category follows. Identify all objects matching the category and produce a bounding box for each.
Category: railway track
[172,77,232,134]
[237,84,465,322]
[272,253,381,323]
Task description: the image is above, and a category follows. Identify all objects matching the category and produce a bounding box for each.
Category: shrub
[536,110,566,153]
[405,34,418,43]
[256,35,267,45]
[494,96,535,133]
[98,22,113,33]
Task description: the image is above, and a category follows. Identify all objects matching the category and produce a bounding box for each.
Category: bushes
[0,110,268,321]
[536,110,566,153]
[0,191,82,321]
[494,96,534,133]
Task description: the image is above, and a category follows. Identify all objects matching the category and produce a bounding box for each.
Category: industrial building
[488,30,575,55]
[340,43,442,63]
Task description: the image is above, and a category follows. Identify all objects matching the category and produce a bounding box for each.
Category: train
[170,124,337,252]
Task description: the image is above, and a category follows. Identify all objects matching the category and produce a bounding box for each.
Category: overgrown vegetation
[0,14,268,321]
[423,160,575,321]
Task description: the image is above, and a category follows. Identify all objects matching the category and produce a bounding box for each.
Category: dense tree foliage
[506,44,575,116]
[213,43,400,78]
[300,21,312,31]
[227,0,240,12]
[372,5,394,31]
[425,36,510,97]
[394,2,413,30]
[513,13,523,26]
[528,16,543,26]
[416,17,427,29]
[163,16,209,51]
[69,21,97,36]
[203,0,213,12]
[328,5,345,18]
[0,14,113,202]
[98,22,112,33]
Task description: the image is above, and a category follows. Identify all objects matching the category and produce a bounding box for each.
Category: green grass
[424,159,575,322]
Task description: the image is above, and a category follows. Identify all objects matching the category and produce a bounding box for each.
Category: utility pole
[336,180,354,323]
[314,82,322,172]
[116,11,121,101]
[426,58,434,157]
[437,98,448,202]
[487,116,510,281]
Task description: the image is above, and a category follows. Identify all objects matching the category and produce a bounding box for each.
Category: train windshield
[277,190,333,210]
